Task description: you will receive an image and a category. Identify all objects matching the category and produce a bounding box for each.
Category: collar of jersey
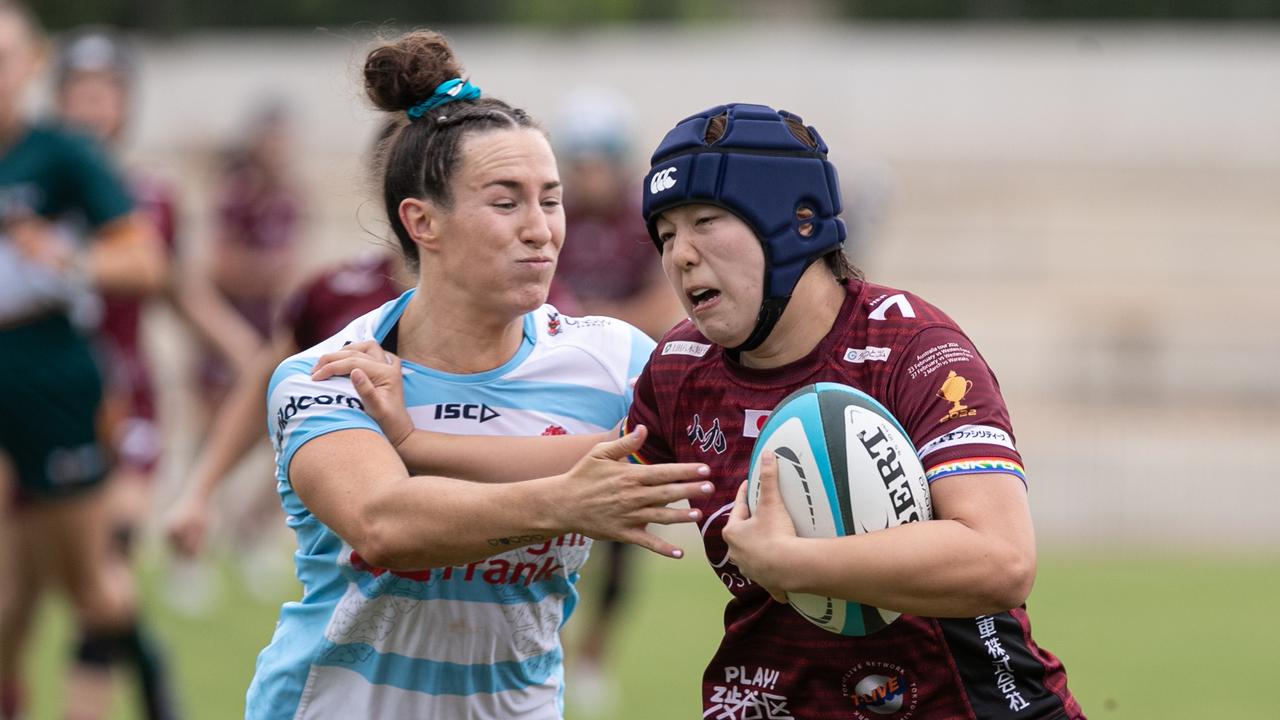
[373,288,538,385]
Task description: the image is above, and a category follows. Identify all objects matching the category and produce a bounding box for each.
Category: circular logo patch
[841,662,919,719]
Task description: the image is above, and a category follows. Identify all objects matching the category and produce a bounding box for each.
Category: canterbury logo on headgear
[649,167,678,194]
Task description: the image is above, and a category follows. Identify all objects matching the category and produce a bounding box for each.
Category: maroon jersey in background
[96,174,178,470]
[555,200,655,304]
[626,281,1082,720]
[215,163,299,253]
[279,252,402,351]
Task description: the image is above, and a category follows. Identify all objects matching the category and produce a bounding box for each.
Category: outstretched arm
[167,261,263,375]
[311,340,610,481]
[291,425,712,568]
[164,331,296,557]
[390,429,608,482]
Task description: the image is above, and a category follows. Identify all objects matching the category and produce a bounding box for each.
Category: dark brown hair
[364,30,541,269]
[703,112,862,282]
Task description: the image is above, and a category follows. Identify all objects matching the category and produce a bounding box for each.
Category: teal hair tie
[406,78,482,120]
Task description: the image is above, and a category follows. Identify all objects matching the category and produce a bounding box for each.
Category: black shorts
[0,315,108,502]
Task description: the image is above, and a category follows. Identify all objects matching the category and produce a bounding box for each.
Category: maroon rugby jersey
[98,173,177,422]
[627,281,1082,720]
[279,252,403,351]
[556,199,656,303]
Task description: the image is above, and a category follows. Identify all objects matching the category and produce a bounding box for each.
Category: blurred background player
[198,100,302,423]
[0,4,178,719]
[55,26,259,561]
[552,86,682,340]
[162,246,410,611]
[164,122,411,569]
[550,86,682,716]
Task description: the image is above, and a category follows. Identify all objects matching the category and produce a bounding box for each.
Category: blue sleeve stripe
[268,358,316,402]
[311,641,562,696]
[559,571,581,629]
[277,411,384,484]
[402,380,628,429]
[373,290,416,342]
[266,359,316,439]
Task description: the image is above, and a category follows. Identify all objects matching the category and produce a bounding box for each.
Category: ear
[398,197,444,253]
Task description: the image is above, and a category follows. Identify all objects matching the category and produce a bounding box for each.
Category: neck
[739,266,846,370]
[396,282,527,375]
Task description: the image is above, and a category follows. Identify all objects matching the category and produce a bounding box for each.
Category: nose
[520,204,554,247]
[664,231,699,270]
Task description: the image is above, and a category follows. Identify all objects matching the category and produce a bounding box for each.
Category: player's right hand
[311,340,415,448]
[165,491,210,559]
[554,425,713,559]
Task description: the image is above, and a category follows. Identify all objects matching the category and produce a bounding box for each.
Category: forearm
[185,348,278,501]
[395,430,606,481]
[89,214,166,294]
[778,519,1036,618]
[357,472,572,570]
[170,271,262,364]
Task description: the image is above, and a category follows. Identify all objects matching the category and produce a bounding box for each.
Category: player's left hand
[724,452,797,604]
[312,340,414,448]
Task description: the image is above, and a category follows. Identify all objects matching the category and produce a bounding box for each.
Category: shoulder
[533,304,650,350]
[843,281,975,355]
[266,349,380,467]
[266,300,393,458]
[525,304,655,387]
[857,281,959,329]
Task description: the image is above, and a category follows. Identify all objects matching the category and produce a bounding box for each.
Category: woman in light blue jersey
[245,29,711,719]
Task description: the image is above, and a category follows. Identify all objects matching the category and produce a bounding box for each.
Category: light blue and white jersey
[245,290,653,720]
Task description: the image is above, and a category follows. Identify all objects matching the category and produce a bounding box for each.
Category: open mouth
[687,287,721,311]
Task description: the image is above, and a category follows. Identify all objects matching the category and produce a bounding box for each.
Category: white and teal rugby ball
[746,382,933,636]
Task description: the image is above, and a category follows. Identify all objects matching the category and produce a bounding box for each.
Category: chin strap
[728,296,791,354]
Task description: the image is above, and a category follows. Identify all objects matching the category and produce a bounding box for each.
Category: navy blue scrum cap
[642,103,846,352]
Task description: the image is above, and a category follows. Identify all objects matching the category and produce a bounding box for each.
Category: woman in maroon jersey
[627,103,1083,719]
[318,103,1084,719]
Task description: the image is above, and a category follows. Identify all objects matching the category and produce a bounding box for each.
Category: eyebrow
[484,180,562,191]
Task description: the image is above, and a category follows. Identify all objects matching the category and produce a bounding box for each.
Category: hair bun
[364,30,464,113]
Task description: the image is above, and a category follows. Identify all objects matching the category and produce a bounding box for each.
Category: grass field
[23,549,1280,719]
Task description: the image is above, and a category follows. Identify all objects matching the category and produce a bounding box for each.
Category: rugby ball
[745,382,932,636]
